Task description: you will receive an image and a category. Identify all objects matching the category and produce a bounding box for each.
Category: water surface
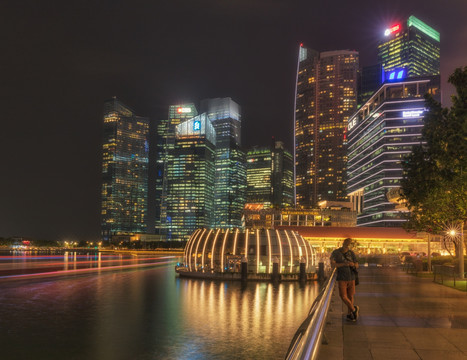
[0,253,318,359]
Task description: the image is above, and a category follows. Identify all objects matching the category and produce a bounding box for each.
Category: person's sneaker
[346,313,355,321]
[353,305,360,320]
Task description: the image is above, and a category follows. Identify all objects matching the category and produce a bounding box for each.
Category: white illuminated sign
[384,24,400,36]
[403,110,424,118]
[348,118,357,130]
[177,107,192,113]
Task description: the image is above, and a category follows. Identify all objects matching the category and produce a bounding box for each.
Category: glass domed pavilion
[177,228,316,279]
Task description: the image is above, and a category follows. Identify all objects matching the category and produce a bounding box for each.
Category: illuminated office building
[246,147,271,207]
[347,74,440,227]
[358,64,383,108]
[101,97,149,240]
[295,47,359,207]
[201,98,246,229]
[158,104,198,235]
[246,141,293,208]
[165,114,216,241]
[378,15,440,78]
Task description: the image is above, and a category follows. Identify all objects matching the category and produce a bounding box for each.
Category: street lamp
[446,223,464,279]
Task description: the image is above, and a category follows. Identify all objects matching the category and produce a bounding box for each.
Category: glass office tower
[358,64,383,108]
[201,98,246,229]
[246,141,293,208]
[378,15,440,78]
[101,97,149,241]
[165,114,216,240]
[295,46,359,207]
[158,104,198,235]
[246,147,272,207]
[347,75,440,227]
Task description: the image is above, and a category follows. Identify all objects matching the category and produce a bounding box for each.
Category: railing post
[317,262,325,282]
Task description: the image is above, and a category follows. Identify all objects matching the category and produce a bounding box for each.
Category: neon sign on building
[403,110,424,118]
[384,24,401,36]
[348,118,357,131]
[385,69,406,82]
[177,107,192,113]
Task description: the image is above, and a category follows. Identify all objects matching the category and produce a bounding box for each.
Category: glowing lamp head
[449,230,457,236]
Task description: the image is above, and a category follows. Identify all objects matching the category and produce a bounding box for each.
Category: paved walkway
[319,266,467,360]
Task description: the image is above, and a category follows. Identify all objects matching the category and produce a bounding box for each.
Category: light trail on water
[0,257,177,280]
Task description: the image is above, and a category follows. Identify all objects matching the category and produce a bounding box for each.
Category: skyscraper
[358,64,383,108]
[295,47,359,208]
[158,104,198,235]
[101,97,149,241]
[347,75,440,226]
[201,98,246,229]
[272,141,294,208]
[378,15,440,78]
[165,114,216,240]
[246,141,293,208]
[246,147,272,207]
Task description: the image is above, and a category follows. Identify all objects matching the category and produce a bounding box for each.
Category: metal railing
[285,268,337,360]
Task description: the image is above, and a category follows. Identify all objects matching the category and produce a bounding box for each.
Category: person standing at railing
[330,238,359,321]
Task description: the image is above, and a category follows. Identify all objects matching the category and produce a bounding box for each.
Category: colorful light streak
[0,258,176,280]
[0,256,174,269]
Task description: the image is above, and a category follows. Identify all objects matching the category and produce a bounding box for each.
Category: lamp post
[448,225,464,279]
[460,223,464,279]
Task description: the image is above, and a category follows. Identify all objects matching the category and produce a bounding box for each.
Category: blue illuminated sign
[193,120,201,131]
[385,68,406,82]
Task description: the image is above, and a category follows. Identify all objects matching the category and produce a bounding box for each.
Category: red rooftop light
[384,24,400,36]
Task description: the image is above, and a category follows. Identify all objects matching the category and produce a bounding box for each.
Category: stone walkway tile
[437,329,467,351]
[364,327,408,344]
[343,327,367,342]
[450,316,467,328]
[400,327,460,351]
[424,317,453,328]
[318,344,344,359]
[344,344,373,360]
[393,316,429,327]
[359,316,395,327]
[369,340,413,349]
[416,349,467,360]
[370,347,420,360]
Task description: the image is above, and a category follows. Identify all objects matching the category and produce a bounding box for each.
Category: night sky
[2,0,466,241]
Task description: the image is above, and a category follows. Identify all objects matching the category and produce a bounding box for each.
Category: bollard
[299,257,306,282]
[318,262,325,282]
[272,262,280,283]
[241,256,248,282]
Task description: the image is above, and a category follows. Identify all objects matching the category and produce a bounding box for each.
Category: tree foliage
[401,67,467,234]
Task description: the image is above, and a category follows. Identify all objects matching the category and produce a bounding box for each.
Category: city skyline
[2,0,467,240]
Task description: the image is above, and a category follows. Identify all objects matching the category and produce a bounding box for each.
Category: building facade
[378,15,440,78]
[246,141,293,208]
[201,98,246,229]
[165,114,216,241]
[101,97,149,240]
[158,104,198,235]
[358,64,383,109]
[243,205,356,229]
[347,75,440,227]
[295,47,359,207]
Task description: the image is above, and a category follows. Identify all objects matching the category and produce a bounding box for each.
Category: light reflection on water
[0,256,318,360]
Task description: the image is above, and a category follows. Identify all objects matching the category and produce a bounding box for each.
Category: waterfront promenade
[319,266,467,360]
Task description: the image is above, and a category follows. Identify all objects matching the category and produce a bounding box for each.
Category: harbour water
[0,252,319,360]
